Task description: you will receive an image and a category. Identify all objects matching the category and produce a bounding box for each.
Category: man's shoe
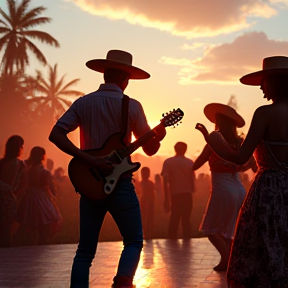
[112,275,135,288]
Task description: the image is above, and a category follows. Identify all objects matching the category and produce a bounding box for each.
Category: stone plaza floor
[0,237,228,288]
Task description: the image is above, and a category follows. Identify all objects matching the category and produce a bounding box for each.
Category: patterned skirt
[17,188,63,237]
[227,169,288,288]
[0,189,17,227]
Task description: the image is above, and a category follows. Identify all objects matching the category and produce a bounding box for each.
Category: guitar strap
[121,94,130,137]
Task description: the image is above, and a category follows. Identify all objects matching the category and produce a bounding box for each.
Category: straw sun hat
[240,56,288,86]
[204,103,245,128]
[86,49,150,80]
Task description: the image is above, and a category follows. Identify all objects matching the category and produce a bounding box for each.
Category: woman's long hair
[215,113,243,148]
[26,146,46,166]
[265,74,288,100]
[3,135,24,160]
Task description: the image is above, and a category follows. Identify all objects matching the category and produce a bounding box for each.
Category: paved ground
[0,237,228,288]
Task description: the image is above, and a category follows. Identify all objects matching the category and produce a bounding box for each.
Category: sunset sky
[2,0,288,170]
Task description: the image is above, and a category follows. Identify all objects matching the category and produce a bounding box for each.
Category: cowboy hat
[204,103,245,128]
[86,49,150,80]
[240,56,288,86]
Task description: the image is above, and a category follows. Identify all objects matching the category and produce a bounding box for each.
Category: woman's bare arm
[196,107,266,165]
[192,144,212,171]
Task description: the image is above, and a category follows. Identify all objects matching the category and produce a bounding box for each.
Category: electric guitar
[68,108,184,200]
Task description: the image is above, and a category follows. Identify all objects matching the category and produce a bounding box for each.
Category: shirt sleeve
[129,99,151,139]
[55,100,80,132]
[161,160,169,177]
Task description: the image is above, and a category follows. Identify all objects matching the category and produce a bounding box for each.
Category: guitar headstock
[161,108,184,128]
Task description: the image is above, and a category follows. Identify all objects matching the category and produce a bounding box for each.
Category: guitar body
[68,108,184,200]
[68,132,140,200]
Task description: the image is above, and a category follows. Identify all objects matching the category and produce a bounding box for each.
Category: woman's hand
[195,123,209,140]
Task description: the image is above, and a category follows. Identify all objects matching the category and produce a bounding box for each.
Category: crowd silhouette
[0,135,255,248]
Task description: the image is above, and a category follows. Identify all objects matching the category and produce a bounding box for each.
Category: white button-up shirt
[161,155,195,194]
[56,83,151,150]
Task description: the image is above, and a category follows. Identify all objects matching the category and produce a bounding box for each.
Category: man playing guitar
[49,49,166,288]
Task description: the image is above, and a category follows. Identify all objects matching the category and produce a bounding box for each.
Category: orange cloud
[71,0,281,38]
[160,32,288,84]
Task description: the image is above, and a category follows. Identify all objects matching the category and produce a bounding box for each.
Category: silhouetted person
[193,103,256,271]
[0,135,26,247]
[196,56,288,287]
[140,167,155,239]
[16,146,62,245]
[161,142,195,239]
[49,49,166,288]
[46,158,54,173]
[154,173,163,200]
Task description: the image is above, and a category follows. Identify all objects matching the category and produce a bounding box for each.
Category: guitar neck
[126,124,163,155]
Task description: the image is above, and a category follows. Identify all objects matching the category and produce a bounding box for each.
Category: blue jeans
[70,178,143,288]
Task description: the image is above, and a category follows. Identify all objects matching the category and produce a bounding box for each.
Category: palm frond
[24,39,47,65]
[37,76,50,92]
[0,27,10,34]
[57,97,72,107]
[54,73,65,92]
[21,30,60,47]
[15,40,29,70]
[15,0,31,23]
[19,6,47,26]
[46,64,56,94]
[0,19,9,27]
[1,36,17,73]
[21,16,51,29]
[33,98,51,113]
[52,98,66,110]
[58,90,84,97]
[58,79,81,93]
[6,0,16,23]
[0,6,12,24]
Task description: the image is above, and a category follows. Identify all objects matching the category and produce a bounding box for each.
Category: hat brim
[240,68,288,85]
[86,59,150,80]
[204,103,245,128]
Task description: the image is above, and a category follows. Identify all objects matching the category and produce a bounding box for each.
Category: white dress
[199,152,246,239]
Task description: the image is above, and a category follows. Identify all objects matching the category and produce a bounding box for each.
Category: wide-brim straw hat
[204,103,245,128]
[86,49,150,80]
[240,56,288,86]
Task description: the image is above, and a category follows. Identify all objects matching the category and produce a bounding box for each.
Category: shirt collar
[98,83,123,94]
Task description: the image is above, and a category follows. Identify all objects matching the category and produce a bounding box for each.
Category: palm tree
[0,0,59,75]
[26,63,83,123]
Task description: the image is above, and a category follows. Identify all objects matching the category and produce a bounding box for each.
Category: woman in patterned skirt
[0,135,26,247]
[196,56,288,287]
[16,146,62,245]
